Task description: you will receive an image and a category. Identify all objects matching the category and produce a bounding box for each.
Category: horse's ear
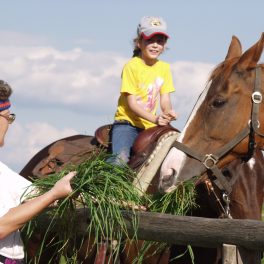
[236,32,264,71]
[225,36,242,61]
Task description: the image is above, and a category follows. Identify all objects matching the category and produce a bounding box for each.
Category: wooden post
[222,244,242,264]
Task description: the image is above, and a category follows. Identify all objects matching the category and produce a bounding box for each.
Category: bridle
[170,66,263,217]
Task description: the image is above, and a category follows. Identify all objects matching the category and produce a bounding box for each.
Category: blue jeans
[107,121,143,165]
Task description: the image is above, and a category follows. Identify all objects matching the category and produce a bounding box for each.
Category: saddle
[94,124,112,148]
[95,124,179,169]
[129,125,179,169]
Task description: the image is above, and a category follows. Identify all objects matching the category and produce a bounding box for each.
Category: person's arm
[0,171,76,239]
[127,93,177,126]
[160,93,177,121]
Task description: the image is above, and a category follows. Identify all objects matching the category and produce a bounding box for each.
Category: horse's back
[20,134,97,180]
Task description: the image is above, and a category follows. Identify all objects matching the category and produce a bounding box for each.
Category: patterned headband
[0,99,11,111]
[0,80,12,111]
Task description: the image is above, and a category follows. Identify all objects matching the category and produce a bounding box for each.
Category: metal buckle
[222,192,230,204]
[249,119,260,129]
[203,154,218,169]
[222,192,232,218]
[252,91,262,104]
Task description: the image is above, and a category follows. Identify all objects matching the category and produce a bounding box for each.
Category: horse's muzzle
[159,168,177,193]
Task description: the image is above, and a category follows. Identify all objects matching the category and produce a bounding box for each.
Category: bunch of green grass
[132,180,197,263]
[23,152,197,263]
[148,179,197,215]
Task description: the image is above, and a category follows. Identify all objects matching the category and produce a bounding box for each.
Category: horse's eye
[211,98,226,108]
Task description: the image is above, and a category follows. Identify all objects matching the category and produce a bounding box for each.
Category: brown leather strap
[252,67,264,137]
[171,128,251,194]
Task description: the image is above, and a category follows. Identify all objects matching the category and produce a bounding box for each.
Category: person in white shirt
[0,80,76,264]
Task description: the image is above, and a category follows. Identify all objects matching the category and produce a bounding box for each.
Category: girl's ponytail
[132,36,141,57]
[132,48,141,57]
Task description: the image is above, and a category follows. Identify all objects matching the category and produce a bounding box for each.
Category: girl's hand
[164,110,178,121]
[156,114,170,126]
[155,110,178,126]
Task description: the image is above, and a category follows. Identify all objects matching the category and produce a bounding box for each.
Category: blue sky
[1,0,264,171]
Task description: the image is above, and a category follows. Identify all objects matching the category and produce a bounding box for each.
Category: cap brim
[141,32,169,40]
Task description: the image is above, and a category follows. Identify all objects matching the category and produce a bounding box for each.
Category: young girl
[109,16,177,165]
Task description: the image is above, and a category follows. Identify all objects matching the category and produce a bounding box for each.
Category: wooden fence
[37,208,264,251]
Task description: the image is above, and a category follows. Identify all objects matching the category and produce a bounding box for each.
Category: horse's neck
[230,152,264,220]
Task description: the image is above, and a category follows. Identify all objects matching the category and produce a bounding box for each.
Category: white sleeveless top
[0,161,32,260]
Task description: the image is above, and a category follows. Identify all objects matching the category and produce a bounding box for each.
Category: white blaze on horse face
[247,157,256,170]
[160,81,211,189]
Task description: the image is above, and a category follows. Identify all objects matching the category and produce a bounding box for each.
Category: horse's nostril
[168,168,177,180]
[159,169,177,193]
[162,174,172,183]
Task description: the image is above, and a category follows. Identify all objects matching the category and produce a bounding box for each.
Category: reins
[170,66,263,217]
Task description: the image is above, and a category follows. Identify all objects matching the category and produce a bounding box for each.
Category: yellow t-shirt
[114,56,175,129]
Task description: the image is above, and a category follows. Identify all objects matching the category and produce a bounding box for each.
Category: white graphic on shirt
[136,77,164,112]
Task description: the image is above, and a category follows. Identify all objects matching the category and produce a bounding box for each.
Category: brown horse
[159,34,264,263]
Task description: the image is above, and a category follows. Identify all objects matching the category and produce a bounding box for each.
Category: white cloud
[0,45,125,113]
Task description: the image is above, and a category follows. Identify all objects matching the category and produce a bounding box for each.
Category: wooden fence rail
[37,208,264,251]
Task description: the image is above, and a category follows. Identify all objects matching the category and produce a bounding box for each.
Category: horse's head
[160,33,264,193]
